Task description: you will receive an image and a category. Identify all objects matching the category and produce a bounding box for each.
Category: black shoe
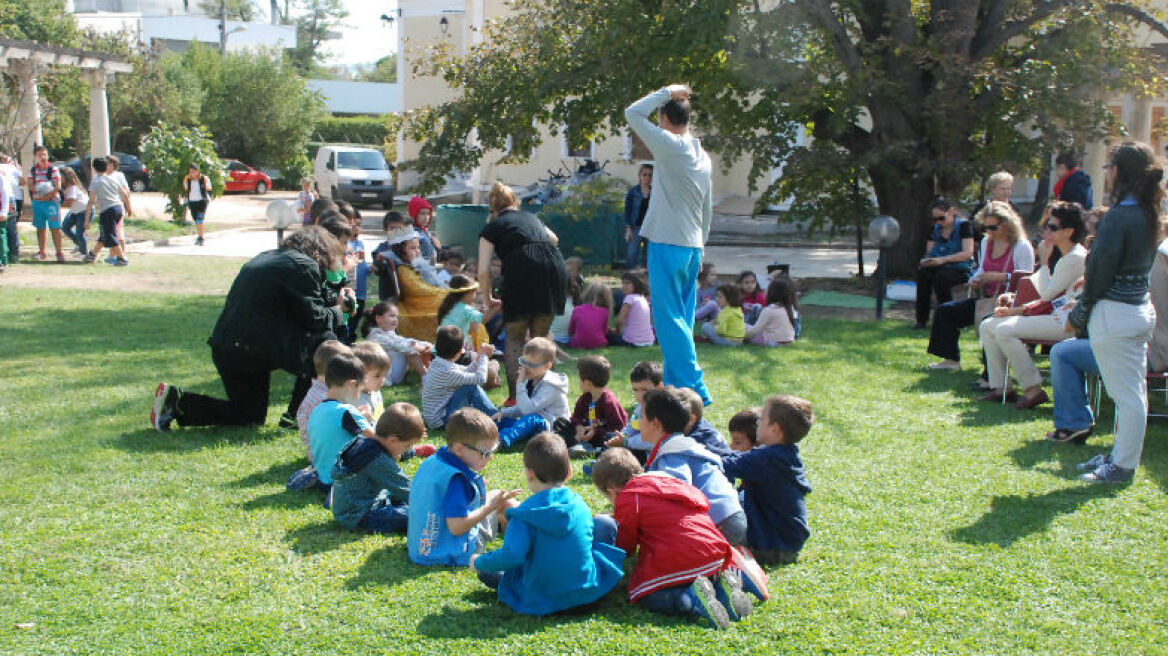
[195,236,204,246]
[151,383,180,432]
[278,412,298,430]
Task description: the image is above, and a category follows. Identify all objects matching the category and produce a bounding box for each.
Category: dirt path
[0,254,246,296]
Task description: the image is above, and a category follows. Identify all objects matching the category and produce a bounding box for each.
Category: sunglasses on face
[983,223,1000,231]
[1043,223,1062,232]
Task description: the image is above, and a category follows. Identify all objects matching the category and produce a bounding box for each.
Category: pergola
[0,38,133,182]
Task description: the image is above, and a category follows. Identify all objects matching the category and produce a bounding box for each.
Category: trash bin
[435,203,622,265]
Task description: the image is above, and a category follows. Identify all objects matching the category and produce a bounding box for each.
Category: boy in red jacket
[591,447,754,629]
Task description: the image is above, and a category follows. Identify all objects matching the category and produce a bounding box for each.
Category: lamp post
[266,199,297,245]
[867,215,900,320]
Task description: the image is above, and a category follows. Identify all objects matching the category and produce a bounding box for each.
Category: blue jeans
[497,414,548,448]
[640,584,695,616]
[716,511,747,546]
[359,503,409,534]
[648,241,711,404]
[445,384,498,421]
[626,230,646,268]
[700,322,741,346]
[61,210,88,254]
[1050,338,1098,430]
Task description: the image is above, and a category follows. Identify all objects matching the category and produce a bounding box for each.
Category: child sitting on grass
[694,261,720,323]
[566,355,628,457]
[721,395,814,565]
[420,326,497,429]
[408,408,520,566]
[591,448,758,630]
[699,283,745,346]
[569,282,613,350]
[352,341,391,424]
[677,387,734,459]
[493,337,571,448]
[362,301,431,386]
[744,275,799,346]
[470,432,625,615]
[641,388,746,546]
[331,402,427,534]
[605,361,664,461]
[437,274,501,386]
[287,340,352,491]
[727,408,761,453]
[308,353,378,505]
[608,271,655,347]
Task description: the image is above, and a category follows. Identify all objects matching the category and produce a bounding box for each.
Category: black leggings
[177,348,314,427]
[915,266,969,325]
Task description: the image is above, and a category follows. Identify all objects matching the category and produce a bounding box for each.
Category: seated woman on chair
[380,224,448,342]
[978,201,1088,409]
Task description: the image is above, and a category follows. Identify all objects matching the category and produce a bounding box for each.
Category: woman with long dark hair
[1070,141,1166,483]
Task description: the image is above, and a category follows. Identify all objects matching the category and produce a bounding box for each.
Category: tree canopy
[405,0,1168,275]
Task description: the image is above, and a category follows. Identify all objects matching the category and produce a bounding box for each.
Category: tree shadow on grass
[112,426,279,453]
[283,519,365,555]
[950,484,1120,547]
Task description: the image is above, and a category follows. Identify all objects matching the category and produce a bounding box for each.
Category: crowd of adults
[917,144,1167,484]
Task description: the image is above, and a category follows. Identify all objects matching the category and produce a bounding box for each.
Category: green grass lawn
[2,263,1167,655]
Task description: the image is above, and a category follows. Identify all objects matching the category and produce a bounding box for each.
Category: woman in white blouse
[979,201,1089,409]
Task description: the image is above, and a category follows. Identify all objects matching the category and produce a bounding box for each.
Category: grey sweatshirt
[624,88,713,249]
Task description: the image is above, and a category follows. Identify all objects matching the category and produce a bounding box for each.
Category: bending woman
[1070,142,1166,484]
[980,201,1087,409]
[926,201,1033,371]
[477,181,568,404]
[152,226,347,430]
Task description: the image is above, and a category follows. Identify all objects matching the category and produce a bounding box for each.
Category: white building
[69,0,296,54]
[306,80,401,116]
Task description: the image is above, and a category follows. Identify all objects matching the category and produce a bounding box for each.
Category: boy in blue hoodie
[470,432,625,615]
[408,408,520,566]
[331,402,426,533]
[677,387,734,459]
[641,388,747,546]
[721,395,813,565]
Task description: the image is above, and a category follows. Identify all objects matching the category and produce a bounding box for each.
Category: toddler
[727,408,761,452]
[352,341,391,424]
[605,361,664,460]
[331,402,427,533]
[569,282,613,349]
[744,276,799,346]
[699,284,745,346]
[287,340,352,491]
[370,211,410,301]
[436,247,465,285]
[470,432,624,615]
[676,387,733,458]
[566,355,628,456]
[407,196,440,262]
[694,261,720,323]
[407,408,520,566]
[493,337,571,448]
[438,274,501,367]
[591,448,759,630]
[307,353,378,503]
[420,326,497,429]
[640,388,746,545]
[721,395,814,565]
[608,271,655,347]
[362,301,431,386]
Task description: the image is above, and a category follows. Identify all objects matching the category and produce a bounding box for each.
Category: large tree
[289,0,347,74]
[405,0,1168,275]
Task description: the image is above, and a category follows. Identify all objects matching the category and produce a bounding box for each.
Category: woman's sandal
[1044,426,1093,444]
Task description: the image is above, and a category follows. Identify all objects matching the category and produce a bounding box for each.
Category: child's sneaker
[33,251,48,261]
[681,577,731,630]
[1076,453,1110,472]
[104,255,116,264]
[83,252,96,263]
[1080,461,1134,484]
[731,547,771,601]
[114,257,129,267]
[286,466,319,491]
[151,383,179,432]
[412,443,437,458]
[712,571,753,622]
[568,443,594,459]
[195,236,204,246]
[582,460,595,477]
[55,251,66,263]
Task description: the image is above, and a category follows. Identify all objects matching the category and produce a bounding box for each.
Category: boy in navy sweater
[721,395,814,565]
[331,402,426,533]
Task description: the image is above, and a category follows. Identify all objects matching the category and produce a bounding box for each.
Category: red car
[223,159,271,194]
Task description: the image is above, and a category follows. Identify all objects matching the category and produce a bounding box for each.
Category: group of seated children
[567,271,656,349]
[696,262,802,347]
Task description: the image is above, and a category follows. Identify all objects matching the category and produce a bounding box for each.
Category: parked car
[54,152,150,192]
[223,159,271,194]
[313,145,395,209]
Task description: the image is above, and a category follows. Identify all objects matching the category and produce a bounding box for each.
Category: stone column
[85,70,112,159]
[10,59,42,187]
[1130,96,1154,145]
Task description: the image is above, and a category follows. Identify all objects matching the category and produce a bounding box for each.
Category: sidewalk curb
[125,226,274,253]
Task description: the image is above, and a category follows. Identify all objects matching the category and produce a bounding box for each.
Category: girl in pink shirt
[609,271,655,346]
[569,282,613,349]
[744,276,800,346]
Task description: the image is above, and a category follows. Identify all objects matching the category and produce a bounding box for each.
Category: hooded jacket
[722,443,812,553]
[330,437,411,531]
[474,487,625,615]
[647,433,742,524]
[687,418,733,459]
[613,473,734,601]
[499,370,571,424]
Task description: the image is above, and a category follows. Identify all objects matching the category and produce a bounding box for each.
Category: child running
[59,167,89,258]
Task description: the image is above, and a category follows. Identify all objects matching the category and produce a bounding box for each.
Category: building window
[562,123,594,159]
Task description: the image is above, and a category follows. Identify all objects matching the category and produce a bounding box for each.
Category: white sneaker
[927,360,961,371]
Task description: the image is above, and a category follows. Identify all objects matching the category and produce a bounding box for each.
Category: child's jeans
[61,210,88,254]
[359,502,409,534]
[498,414,548,448]
[695,299,720,323]
[640,584,698,616]
[445,384,498,421]
[700,322,742,346]
[716,510,748,546]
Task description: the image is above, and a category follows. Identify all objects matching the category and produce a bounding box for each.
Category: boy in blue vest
[331,402,426,534]
[721,395,814,565]
[408,407,520,566]
[640,388,747,546]
[470,432,625,615]
[308,353,377,507]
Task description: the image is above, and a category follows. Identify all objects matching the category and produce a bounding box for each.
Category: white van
[313,145,395,209]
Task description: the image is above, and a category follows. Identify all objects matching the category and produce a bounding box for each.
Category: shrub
[140,122,225,223]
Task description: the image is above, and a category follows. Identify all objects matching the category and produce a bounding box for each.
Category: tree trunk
[869,171,936,278]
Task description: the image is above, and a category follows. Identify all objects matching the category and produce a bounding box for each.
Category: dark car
[54,152,150,192]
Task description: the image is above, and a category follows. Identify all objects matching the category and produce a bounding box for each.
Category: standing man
[625,84,713,404]
[1,154,23,262]
[1053,152,1093,209]
[27,146,65,263]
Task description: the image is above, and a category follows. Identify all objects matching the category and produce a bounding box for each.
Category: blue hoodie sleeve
[473,517,533,573]
[721,448,769,483]
[651,455,695,486]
